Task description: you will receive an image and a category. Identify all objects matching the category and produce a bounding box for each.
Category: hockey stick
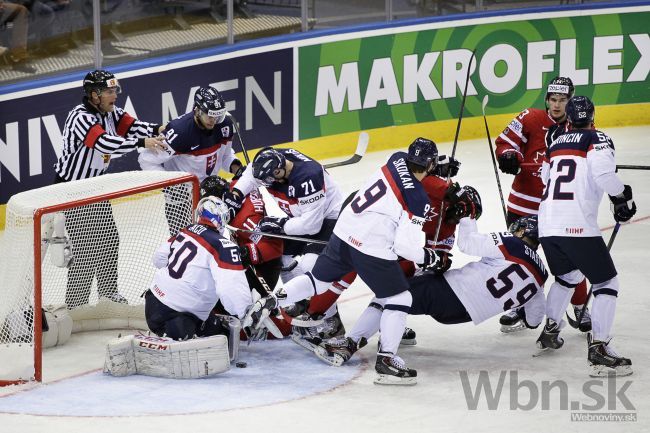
[431,50,476,246]
[481,95,508,224]
[574,222,621,326]
[227,225,328,245]
[521,162,650,171]
[227,112,252,165]
[324,131,370,169]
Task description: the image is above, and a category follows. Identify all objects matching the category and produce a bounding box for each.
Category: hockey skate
[291,311,345,353]
[499,308,526,333]
[314,336,367,366]
[374,353,417,386]
[400,327,417,346]
[536,319,564,351]
[566,305,592,332]
[587,333,632,377]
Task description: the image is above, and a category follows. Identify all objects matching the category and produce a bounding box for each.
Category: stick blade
[356,131,369,156]
[481,94,489,115]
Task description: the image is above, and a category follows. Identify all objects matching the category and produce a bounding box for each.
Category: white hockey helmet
[194,196,231,231]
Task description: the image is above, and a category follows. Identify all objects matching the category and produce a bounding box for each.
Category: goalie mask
[195,196,231,231]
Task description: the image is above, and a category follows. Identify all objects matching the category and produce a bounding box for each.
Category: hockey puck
[236,361,247,368]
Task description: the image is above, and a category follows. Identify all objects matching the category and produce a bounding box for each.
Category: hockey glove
[609,184,637,223]
[432,155,460,178]
[230,160,246,180]
[239,243,260,267]
[258,216,288,234]
[418,247,439,269]
[446,186,482,222]
[430,251,453,275]
[222,189,243,219]
[497,149,523,175]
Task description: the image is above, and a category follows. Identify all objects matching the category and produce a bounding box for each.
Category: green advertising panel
[298,10,650,139]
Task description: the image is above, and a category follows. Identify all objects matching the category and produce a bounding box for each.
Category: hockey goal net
[0,171,199,386]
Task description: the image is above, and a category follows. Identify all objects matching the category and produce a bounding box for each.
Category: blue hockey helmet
[545,76,574,102]
[194,86,226,123]
[407,137,438,173]
[566,96,595,127]
[195,196,231,231]
[252,147,286,185]
[509,215,539,247]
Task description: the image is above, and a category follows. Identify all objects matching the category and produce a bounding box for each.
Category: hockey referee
[54,69,166,309]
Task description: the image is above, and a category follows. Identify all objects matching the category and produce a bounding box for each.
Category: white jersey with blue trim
[150,224,252,321]
[538,128,624,238]
[333,152,430,263]
[234,148,343,236]
[444,218,548,325]
[138,112,236,182]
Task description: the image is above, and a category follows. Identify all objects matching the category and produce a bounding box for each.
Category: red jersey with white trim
[495,108,565,216]
[150,224,252,321]
[421,175,457,251]
[539,128,624,238]
[230,188,283,264]
[138,112,236,181]
[334,151,430,263]
[444,219,547,325]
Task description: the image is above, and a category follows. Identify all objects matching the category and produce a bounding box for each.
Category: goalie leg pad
[104,334,230,378]
[42,304,73,348]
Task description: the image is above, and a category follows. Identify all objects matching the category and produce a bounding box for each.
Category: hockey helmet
[407,137,438,173]
[545,76,574,101]
[252,147,286,185]
[194,86,226,124]
[195,196,231,231]
[83,70,121,96]
[200,175,230,199]
[509,215,539,247]
[565,96,595,128]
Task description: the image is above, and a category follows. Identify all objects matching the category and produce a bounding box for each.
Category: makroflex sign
[298,9,650,139]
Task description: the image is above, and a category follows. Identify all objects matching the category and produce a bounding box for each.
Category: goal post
[0,171,199,386]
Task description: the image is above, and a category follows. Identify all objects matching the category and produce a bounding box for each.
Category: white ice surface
[1,126,648,433]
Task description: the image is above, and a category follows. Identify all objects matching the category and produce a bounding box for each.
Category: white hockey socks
[348,299,383,342]
[591,294,617,341]
[378,291,412,355]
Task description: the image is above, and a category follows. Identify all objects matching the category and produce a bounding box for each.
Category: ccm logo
[138,341,169,350]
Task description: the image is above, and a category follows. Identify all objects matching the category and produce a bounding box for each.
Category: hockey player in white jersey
[228,147,343,278]
[315,214,547,365]
[144,196,254,340]
[247,138,441,385]
[537,96,636,377]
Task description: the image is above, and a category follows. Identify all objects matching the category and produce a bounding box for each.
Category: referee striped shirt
[54,100,159,181]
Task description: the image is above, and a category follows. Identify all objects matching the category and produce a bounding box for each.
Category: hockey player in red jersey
[495,76,590,332]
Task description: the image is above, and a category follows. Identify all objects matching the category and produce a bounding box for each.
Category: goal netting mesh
[0,171,198,384]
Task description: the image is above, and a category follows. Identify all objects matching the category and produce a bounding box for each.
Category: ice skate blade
[501,322,526,333]
[400,338,417,346]
[374,374,417,386]
[314,346,345,367]
[589,364,633,377]
[290,333,320,353]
